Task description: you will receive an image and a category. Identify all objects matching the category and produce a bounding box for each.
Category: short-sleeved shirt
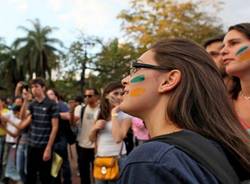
[78,105,99,148]
[28,97,59,148]
[56,101,70,141]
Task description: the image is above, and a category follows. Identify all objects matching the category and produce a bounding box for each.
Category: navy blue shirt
[117,141,220,184]
[56,101,70,141]
[28,97,59,147]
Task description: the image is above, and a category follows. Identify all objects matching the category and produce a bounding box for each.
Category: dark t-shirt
[56,101,70,141]
[28,97,59,148]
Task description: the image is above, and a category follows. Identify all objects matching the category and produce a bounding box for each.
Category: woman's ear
[158,70,181,93]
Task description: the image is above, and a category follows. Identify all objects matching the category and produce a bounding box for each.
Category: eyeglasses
[84,95,94,98]
[130,61,172,76]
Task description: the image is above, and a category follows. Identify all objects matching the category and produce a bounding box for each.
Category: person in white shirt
[76,88,100,184]
[89,81,132,184]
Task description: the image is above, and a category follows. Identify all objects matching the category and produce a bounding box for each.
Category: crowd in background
[0,22,249,184]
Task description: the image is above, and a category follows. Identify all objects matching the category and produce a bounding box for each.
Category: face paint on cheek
[129,87,145,97]
[236,46,250,62]
[130,75,145,83]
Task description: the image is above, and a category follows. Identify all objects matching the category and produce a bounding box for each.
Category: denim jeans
[4,143,21,181]
[16,143,28,183]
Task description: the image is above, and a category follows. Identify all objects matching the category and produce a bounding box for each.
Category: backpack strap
[80,105,86,127]
[152,130,239,184]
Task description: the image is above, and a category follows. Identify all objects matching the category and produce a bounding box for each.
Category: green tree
[0,39,25,94]
[64,34,98,93]
[118,0,224,48]
[14,19,63,81]
[93,38,139,89]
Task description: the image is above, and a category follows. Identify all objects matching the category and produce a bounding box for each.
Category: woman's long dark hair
[98,81,123,120]
[227,23,250,99]
[151,38,250,172]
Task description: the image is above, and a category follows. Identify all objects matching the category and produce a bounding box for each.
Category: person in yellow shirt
[0,97,9,179]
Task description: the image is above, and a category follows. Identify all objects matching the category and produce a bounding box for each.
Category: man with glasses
[76,88,100,184]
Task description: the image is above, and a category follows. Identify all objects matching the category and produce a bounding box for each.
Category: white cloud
[9,0,28,13]
[48,0,63,12]
[56,0,125,37]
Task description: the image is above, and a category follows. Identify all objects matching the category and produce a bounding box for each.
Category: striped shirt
[28,97,59,148]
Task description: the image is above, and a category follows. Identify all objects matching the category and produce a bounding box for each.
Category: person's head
[12,104,21,117]
[204,34,225,76]
[74,95,83,105]
[21,82,33,101]
[221,23,250,99]
[29,78,46,98]
[121,38,250,170]
[14,96,23,106]
[121,38,225,123]
[84,88,99,106]
[46,88,60,102]
[0,97,7,109]
[221,23,250,77]
[98,81,124,120]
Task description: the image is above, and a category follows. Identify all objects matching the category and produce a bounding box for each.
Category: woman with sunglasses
[89,81,132,184]
[118,38,250,184]
[221,23,250,134]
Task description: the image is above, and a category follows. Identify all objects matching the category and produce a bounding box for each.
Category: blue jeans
[16,143,28,183]
[4,143,21,181]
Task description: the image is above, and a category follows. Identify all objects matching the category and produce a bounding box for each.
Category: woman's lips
[223,58,234,65]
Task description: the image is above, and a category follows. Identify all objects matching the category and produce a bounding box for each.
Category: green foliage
[13,19,63,80]
[52,79,81,100]
[118,0,224,47]
[63,34,98,92]
[93,38,139,89]
[0,39,25,95]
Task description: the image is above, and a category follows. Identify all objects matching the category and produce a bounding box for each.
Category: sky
[0,0,249,47]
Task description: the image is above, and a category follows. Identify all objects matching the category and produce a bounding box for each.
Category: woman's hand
[108,95,122,107]
[94,120,105,131]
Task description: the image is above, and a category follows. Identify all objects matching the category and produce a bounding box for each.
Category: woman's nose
[121,75,129,86]
[220,46,229,56]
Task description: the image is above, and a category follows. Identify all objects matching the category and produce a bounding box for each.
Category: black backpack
[151,130,249,184]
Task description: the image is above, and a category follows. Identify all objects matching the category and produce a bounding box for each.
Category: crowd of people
[0,22,249,184]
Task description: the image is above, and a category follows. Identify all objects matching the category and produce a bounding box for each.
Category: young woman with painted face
[118,38,250,184]
[221,23,250,133]
[89,81,132,184]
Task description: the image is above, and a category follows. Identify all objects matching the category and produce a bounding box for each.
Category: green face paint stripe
[130,75,145,83]
[236,46,248,56]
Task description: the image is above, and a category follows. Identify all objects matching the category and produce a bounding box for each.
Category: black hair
[29,78,46,87]
[203,34,225,48]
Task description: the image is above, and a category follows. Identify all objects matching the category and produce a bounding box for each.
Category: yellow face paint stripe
[238,49,250,62]
[236,46,250,62]
[129,88,145,97]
